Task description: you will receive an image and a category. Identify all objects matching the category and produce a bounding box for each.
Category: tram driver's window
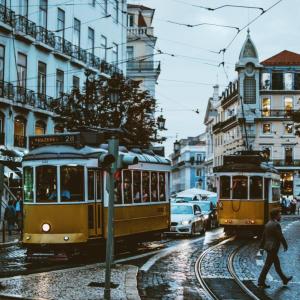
[23,167,33,203]
[133,171,141,203]
[36,166,57,202]
[60,166,84,201]
[88,170,95,200]
[151,172,158,202]
[220,176,230,199]
[123,170,132,204]
[159,172,166,201]
[142,171,150,202]
[250,176,263,199]
[232,176,248,199]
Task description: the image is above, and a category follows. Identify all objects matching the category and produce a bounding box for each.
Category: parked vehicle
[170,202,206,235]
[196,200,218,230]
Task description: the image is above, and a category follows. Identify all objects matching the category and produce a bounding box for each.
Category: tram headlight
[42,223,51,232]
[64,236,69,241]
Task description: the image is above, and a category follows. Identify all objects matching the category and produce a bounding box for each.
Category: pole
[0,163,3,218]
[104,136,119,300]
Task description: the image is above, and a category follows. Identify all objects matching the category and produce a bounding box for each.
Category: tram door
[88,170,103,237]
[264,178,271,223]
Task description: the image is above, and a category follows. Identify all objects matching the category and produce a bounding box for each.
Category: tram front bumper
[22,233,87,244]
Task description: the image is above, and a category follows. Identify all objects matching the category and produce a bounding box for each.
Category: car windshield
[199,202,211,212]
[171,205,193,215]
[175,197,193,202]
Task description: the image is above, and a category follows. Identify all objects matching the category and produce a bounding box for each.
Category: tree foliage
[51,73,161,147]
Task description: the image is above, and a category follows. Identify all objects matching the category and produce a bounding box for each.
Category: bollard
[2,221,5,243]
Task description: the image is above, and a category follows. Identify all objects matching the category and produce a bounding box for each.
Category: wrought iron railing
[272,159,300,167]
[14,135,27,148]
[0,3,15,27]
[127,61,160,72]
[36,26,55,48]
[72,45,87,63]
[15,15,36,38]
[54,36,73,56]
[261,109,294,117]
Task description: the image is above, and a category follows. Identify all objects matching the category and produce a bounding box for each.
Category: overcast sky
[128,0,300,155]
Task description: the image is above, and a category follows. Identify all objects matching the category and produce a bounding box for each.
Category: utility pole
[0,163,4,217]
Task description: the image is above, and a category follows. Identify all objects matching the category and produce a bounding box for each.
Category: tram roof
[23,145,170,165]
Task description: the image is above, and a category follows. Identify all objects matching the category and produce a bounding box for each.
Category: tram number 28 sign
[29,133,81,150]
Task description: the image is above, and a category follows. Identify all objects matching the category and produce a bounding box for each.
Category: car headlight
[204,214,210,220]
[42,223,51,232]
[181,220,190,226]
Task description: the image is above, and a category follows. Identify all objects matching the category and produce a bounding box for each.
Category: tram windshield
[250,176,263,199]
[36,166,57,203]
[60,165,84,201]
[232,176,248,199]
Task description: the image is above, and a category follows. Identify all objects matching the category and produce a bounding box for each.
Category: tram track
[195,236,260,300]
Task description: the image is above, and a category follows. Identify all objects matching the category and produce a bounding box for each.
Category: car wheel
[206,219,211,230]
[191,224,196,236]
[201,223,206,234]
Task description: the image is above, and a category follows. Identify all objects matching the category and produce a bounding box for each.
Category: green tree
[51,73,162,147]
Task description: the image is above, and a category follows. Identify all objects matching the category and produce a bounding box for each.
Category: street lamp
[104,75,120,300]
[157,114,166,130]
[174,140,180,152]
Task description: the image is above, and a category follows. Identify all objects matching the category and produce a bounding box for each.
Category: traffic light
[99,153,115,168]
[117,154,139,169]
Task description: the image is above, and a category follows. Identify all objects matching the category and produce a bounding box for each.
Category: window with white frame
[285,123,293,135]
[284,73,293,90]
[284,96,293,112]
[39,0,47,28]
[112,43,118,64]
[100,35,107,60]
[88,27,95,55]
[73,18,81,47]
[262,97,271,116]
[196,169,201,177]
[244,76,256,104]
[261,146,271,159]
[261,72,271,90]
[56,69,64,98]
[262,123,271,134]
[57,8,65,39]
[18,0,28,16]
[128,14,134,27]
[113,0,119,23]
[17,52,27,89]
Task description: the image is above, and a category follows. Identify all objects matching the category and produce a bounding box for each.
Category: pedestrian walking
[15,193,23,231]
[258,208,293,288]
[290,198,297,215]
[4,200,16,236]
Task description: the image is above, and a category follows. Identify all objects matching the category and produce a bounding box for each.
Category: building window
[261,73,270,90]
[112,43,118,64]
[54,124,64,133]
[73,76,80,90]
[284,73,293,90]
[243,76,256,104]
[38,61,46,95]
[18,0,28,17]
[127,46,134,68]
[285,124,293,135]
[89,0,95,6]
[285,147,293,165]
[262,146,271,160]
[14,116,26,148]
[74,18,81,47]
[0,45,4,84]
[262,123,271,134]
[100,35,107,60]
[272,72,283,90]
[88,27,95,55]
[57,8,65,39]
[35,120,46,135]
[113,0,118,23]
[262,97,271,116]
[39,0,47,28]
[284,96,293,112]
[56,69,64,97]
[196,169,201,177]
[17,52,27,89]
[128,14,134,27]
[295,73,300,90]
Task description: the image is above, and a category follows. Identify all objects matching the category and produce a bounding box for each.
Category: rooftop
[261,50,300,66]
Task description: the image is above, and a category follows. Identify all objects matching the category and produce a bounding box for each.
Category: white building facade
[0,0,126,168]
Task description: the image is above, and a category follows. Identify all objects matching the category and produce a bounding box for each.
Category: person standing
[15,194,23,232]
[258,208,293,288]
[4,200,16,236]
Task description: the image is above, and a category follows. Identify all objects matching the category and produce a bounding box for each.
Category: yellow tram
[22,133,171,256]
[215,151,280,233]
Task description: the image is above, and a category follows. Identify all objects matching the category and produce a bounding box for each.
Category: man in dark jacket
[258,208,292,288]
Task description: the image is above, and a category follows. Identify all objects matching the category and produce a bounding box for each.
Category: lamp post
[104,75,120,300]
[173,140,180,152]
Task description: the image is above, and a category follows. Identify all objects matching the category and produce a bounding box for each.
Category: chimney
[212,84,219,102]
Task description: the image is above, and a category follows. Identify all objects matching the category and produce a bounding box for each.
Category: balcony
[127,61,160,73]
[72,45,87,64]
[127,27,154,38]
[261,109,294,118]
[36,26,55,50]
[0,80,54,112]
[15,15,36,41]
[212,115,237,132]
[14,135,27,148]
[272,160,300,167]
[54,36,73,58]
[87,52,101,70]
[0,4,15,29]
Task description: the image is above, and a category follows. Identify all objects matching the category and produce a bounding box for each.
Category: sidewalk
[0,231,20,247]
[0,263,140,300]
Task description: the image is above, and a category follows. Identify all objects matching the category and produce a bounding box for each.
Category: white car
[170,202,206,235]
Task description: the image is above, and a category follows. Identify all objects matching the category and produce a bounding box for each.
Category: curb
[0,240,20,248]
[125,265,141,300]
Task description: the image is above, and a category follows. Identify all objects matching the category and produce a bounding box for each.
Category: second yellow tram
[215,151,280,233]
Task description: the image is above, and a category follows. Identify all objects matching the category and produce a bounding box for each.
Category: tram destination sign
[29,133,81,150]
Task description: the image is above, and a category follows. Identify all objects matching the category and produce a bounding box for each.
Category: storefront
[280,172,294,196]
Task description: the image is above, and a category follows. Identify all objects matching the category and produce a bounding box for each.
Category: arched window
[0,111,4,145]
[244,76,256,104]
[35,120,46,135]
[54,124,64,133]
[14,115,27,148]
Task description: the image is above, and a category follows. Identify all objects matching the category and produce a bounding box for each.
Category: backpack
[4,206,15,221]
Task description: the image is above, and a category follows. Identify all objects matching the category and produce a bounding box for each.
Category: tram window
[88,170,95,200]
[250,176,263,199]
[151,172,158,202]
[96,170,102,200]
[272,180,281,202]
[123,170,132,204]
[232,176,248,199]
[159,172,166,201]
[220,176,230,198]
[36,166,57,203]
[60,166,84,202]
[23,167,33,203]
[142,172,150,202]
[133,171,141,203]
